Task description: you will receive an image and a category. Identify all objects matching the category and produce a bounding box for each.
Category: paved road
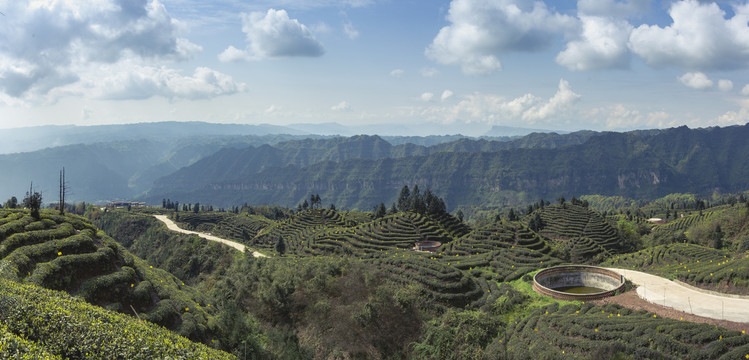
[154,215,267,258]
[608,268,749,323]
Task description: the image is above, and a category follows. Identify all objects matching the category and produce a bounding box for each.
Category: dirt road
[154,215,267,258]
[607,268,749,323]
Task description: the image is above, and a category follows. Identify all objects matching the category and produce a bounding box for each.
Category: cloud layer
[425,0,577,75]
[0,0,244,102]
[555,16,632,71]
[430,0,749,75]
[92,65,246,100]
[629,0,749,71]
[219,9,324,61]
[416,79,580,125]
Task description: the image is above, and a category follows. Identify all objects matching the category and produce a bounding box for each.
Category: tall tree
[275,237,286,256]
[507,208,518,222]
[23,182,42,220]
[397,185,411,212]
[4,196,17,209]
[712,225,724,249]
[389,203,397,215]
[59,167,66,215]
[410,185,422,212]
[374,202,387,219]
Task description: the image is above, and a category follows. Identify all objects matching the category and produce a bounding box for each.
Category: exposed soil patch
[593,288,749,333]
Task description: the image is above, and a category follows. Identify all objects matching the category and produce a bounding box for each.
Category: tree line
[373,185,450,220]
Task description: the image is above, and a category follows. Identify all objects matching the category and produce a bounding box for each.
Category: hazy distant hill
[0,121,305,154]
[143,125,749,210]
[0,134,320,203]
[482,125,570,137]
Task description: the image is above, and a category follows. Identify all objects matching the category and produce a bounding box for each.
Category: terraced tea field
[602,243,749,294]
[0,278,232,359]
[505,302,749,360]
[0,210,218,342]
[650,210,722,236]
[535,204,624,260]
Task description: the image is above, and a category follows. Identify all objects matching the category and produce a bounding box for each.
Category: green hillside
[503,302,748,360]
[88,198,749,359]
[533,204,625,261]
[0,278,233,359]
[603,243,749,294]
[0,209,220,343]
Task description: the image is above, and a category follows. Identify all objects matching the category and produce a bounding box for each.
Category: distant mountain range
[143,125,749,210]
[0,121,562,155]
[482,125,569,137]
[4,121,748,211]
[0,122,305,154]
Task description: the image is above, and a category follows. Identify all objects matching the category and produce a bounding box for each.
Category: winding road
[154,215,267,258]
[151,217,746,322]
[608,268,749,323]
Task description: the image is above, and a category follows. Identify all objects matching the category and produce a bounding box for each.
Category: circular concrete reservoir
[533,265,626,301]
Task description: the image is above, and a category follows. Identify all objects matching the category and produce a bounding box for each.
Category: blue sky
[1,0,749,135]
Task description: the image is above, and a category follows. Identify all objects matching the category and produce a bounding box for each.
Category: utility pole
[59,167,66,215]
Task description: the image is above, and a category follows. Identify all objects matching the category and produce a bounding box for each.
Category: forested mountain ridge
[0,134,321,202]
[145,124,749,210]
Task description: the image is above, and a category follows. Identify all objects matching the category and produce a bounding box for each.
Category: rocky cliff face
[144,125,749,209]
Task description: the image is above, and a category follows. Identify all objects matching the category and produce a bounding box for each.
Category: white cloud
[420,67,439,77]
[343,21,359,39]
[331,101,352,111]
[585,105,678,129]
[585,104,642,129]
[502,93,539,118]
[460,56,502,76]
[390,69,404,78]
[416,79,580,125]
[556,16,632,71]
[421,92,435,102]
[715,98,749,125]
[718,79,734,92]
[0,0,201,99]
[646,111,674,128]
[90,65,246,100]
[577,0,650,17]
[521,79,581,122]
[629,0,749,71]
[742,84,749,96]
[678,72,713,90]
[218,46,254,62]
[426,0,577,75]
[219,9,324,61]
[441,90,454,101]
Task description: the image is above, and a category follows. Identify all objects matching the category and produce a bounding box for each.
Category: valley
[5,0,749,357]
[1,123,749,359]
